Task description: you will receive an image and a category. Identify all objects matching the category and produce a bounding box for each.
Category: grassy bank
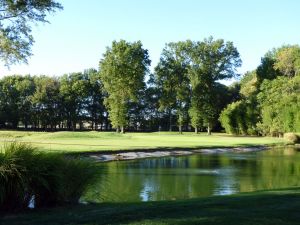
[0,131,286,153]
[1,188,299,225]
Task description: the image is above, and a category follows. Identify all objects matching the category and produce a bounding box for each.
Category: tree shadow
[1,189,300,225]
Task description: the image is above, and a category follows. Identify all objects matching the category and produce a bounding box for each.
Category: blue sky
[1,0,300,80]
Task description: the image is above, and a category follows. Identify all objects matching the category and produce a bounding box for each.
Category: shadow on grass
[1,188,300,225]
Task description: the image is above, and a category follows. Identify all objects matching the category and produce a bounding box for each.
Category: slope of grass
[1,188,299,225]
[0,131,286,153]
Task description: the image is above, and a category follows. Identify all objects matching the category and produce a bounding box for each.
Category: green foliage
[0,0,62,65]
[84,69,105,130]
[0,142,98,212]
[222,45,300,136]
[154,42,190,132]
[31,76,61,129]
[239,71,259,98]
[274,45,300,77]
[257,75,300,136]
[220,100,259,135]
[186,37,241,133]
[59,72,90,130]
[99,40,151,132]
[220,101,245,135]
[256,49,281,82]
[0,70,106,131]
[0,75,35,128]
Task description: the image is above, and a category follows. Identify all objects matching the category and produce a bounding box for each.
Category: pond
[83,147,300,203]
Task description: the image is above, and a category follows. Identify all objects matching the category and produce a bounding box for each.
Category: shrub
[0,142,98,212]
[0,143,35,211]
[283,133,299,144]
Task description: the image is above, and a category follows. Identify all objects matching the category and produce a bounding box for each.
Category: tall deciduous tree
[0,75,35,128]
[99,40,150,133]
[84,68,105,130]
[0,0,62,65]
[60,72,89,131]
[257,75,300,136]
[187,37,241,134]
[31,76,61,130]
[274,45,300,78]
[256,50,281,82]
[155,42,190,133]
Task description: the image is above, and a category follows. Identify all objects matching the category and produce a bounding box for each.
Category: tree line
[220,45,300,136]
[1,39,299,135]
[1,1,298,136]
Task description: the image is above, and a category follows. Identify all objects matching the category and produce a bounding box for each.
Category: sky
[1,0,300,81]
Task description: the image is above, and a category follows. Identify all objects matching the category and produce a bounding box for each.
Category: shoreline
[88,146,270,162]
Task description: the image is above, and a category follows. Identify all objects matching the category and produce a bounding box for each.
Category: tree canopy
[0,39,299,136]
[186,37,241,134]
[220,45,300,136]
[0,0,62,65]
[99,40,151,133]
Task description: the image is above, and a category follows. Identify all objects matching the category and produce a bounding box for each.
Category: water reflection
[83,147,300,203]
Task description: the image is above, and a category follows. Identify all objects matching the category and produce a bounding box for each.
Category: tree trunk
[207,124,211,135]
[121,126,125,134]
[116,126,120,133]
[179,125,182,134]
[91,121,94,130]
[72,121,76,131]
[195,127,198,134]
[169,109,172,132]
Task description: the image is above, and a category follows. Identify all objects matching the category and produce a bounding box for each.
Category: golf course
[1,0,300,224]
[1,130,299,225]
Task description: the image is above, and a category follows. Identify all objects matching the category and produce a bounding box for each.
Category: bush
[0,143,98,212]
[283,133,299,144]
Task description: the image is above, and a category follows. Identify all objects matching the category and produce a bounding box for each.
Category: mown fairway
[0,131,286,153]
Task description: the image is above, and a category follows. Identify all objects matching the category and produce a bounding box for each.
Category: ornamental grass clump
[283,133,299,144]
[0,142,98,212]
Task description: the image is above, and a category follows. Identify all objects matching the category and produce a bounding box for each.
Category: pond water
[83,147,300,203]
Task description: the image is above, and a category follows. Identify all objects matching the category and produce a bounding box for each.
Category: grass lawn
[1,188,299,225]
[0,130,286,153]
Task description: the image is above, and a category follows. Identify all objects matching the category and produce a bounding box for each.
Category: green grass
[1,188,299,225]
[0,131,286,153]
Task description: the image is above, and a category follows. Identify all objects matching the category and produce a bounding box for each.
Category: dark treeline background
[0,40,299,135]
[0,68,237,132]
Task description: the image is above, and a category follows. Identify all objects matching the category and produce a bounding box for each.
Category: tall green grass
[0,143,98,212]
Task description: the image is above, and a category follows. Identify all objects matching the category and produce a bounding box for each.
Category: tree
[274,45,300,78]
[220,71,261,135]
[16,75,35,129]
[0,75,35,128]
[257,75,300,136]
[186,37,241,134]
[143,84,161,131]
[84,68,105,130]
[99,40,150,133]
[154,42,190,133]
[31,76,61,130]
[0,0,62,65]
[256,50,281,82]
[60,72,89,131]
